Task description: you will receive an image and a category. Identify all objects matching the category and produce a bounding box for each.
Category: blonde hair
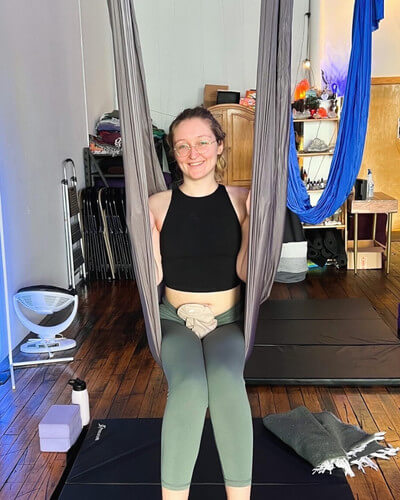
[215,154,226,183]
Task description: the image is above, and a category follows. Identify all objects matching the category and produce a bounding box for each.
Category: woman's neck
[180,176,219,197]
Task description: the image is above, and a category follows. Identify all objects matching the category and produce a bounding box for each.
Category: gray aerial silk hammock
[107,0,292,367]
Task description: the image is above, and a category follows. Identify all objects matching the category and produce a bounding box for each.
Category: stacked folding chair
[80,187,134,281]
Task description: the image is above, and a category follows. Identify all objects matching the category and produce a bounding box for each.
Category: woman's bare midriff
[165,284,241,316]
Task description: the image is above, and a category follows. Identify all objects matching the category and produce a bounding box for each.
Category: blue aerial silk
[287,0,384,224]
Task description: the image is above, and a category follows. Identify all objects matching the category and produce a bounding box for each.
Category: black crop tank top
[159,184,242,292]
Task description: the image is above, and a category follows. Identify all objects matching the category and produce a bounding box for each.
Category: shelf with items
[303,201,347,231]
[296,114,348,268]
[304,201,348,270]
[83,147,124,188]
[293,117,339,122]
[298,151,334,157]
[296,115,344,230]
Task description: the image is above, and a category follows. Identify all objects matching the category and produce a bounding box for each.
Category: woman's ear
[217,141,224,155]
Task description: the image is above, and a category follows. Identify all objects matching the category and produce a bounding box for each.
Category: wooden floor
[2,245,400,499]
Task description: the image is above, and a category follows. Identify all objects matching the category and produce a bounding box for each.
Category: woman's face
[172,117,223,182]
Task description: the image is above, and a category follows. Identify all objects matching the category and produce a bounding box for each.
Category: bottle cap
[68,378,87,391]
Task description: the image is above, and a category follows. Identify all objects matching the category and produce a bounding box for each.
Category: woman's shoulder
[148,189,173,229]
[225,185,249,203]
[148,189,173,208]
[224,185,249,224]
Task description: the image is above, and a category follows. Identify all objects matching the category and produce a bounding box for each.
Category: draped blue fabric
[287,0,384,224]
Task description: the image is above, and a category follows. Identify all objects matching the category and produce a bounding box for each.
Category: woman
[148,106,252,500]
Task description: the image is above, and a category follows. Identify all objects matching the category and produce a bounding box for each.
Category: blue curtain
[287,0,384,224]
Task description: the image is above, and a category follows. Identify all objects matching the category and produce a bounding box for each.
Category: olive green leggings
[159,298,253,490]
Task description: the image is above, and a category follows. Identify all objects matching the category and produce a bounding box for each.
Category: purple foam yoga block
[39,404,82,439]
[39,424,82,452]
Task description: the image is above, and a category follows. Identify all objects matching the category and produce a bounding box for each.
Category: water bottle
[68,378,90,426]
[367,169,374,199]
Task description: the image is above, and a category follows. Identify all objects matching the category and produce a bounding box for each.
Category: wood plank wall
[360,76,400,230]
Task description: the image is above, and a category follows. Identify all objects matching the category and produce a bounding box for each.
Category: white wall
[317,0,400,94]
[133,0,400,132]
[80,0,117,134]
[134,0,261,131]
[372,0,400,76]
[0,1,88,363]
[292,0,314,93]
[134,0,313,131]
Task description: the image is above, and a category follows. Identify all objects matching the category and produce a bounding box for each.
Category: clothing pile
[306,229,347,268]
[263,406,399,477]
[96,110,121,147]
[88,110,122,157]
[89,134,122,157]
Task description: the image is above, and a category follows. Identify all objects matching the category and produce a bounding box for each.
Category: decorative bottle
[367,169,374,199]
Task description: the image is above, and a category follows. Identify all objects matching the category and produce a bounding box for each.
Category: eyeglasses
[173,139,217,158]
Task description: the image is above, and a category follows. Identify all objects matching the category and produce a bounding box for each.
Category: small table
[349,192,398,274]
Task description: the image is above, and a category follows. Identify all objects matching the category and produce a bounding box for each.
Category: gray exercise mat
[247,298,400,385]
[258,298,378,320]
[245,345,400,385]
[255,319,398,345]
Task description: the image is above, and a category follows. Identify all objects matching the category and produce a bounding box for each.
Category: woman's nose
[189,146,200,159]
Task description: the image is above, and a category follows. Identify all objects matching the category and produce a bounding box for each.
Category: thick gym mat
[58,418,353,500]
[245,298,400,385]
[257,298,378,320]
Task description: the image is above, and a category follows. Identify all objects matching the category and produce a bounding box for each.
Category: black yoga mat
[57,418,353,500]
[246,298,400,385]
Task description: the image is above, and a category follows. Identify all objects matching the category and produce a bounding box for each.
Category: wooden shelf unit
[293,117,339,122]
[296,115,346,232]
[298,151,334,157]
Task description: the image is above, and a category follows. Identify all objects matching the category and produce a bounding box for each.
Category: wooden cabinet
[208,104,254,187]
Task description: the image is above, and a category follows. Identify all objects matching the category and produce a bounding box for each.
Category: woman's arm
[148,202,163,286]
[236,190,251,282]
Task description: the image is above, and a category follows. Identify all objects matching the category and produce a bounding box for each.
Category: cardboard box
[203,84,229,108]
[347,240,384,269]
[245,89,256,99]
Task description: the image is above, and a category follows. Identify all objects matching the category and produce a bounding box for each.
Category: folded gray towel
[263,406,399,477]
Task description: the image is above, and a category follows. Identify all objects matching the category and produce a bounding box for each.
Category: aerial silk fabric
[108,0,167,366]
[287,0,384,224]
[107,0,293,366]
[244,0,293,362]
